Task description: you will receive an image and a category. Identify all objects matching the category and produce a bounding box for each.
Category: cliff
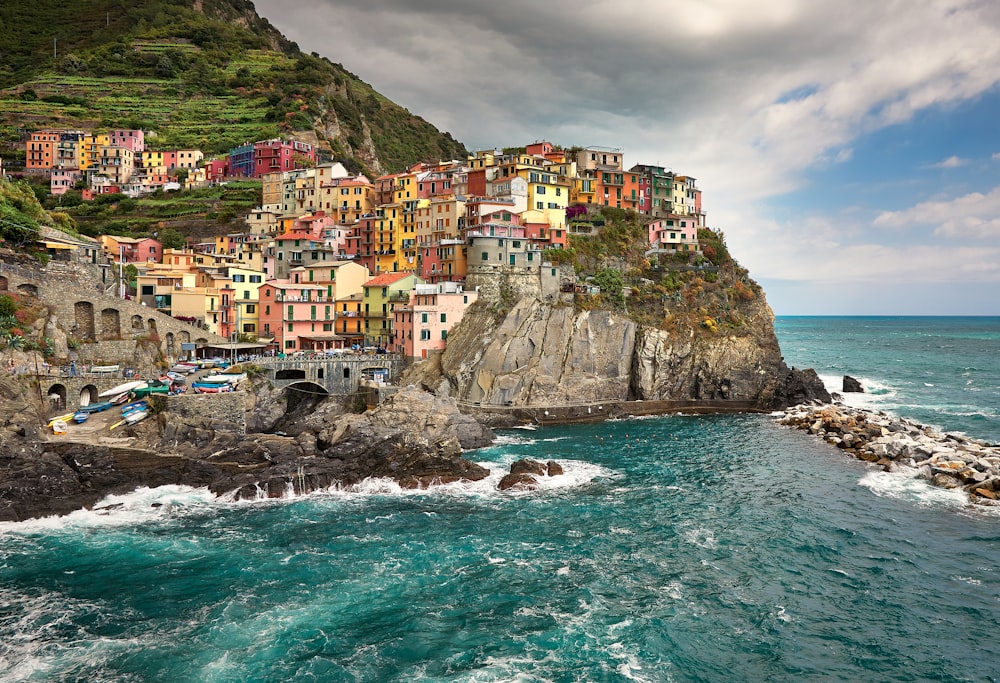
[410,295,826,412]
[407,217,828,414]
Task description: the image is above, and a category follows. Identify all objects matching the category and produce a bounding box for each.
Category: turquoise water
[776,316,1000,443]
[1,317,999,681]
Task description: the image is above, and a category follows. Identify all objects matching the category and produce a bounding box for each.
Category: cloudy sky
[252,0,1000,315]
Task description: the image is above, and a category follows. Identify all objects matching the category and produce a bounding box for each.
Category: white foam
[858,469,969,509]
[0,485,219,534]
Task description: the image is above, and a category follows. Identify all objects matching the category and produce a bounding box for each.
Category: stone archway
[147,318,157,332]
[0,275,7,291]
[131,314,144,331]
[179,330,191,343]
[276,368,307,380]
[195,337,208,344]
[17,283,38,297]
[47,383,67,411]
[165,332,176,357]
[73,301,96,341]
[79,384,99,407]
[100,308,121,340]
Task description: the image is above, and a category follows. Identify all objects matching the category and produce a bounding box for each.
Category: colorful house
[391,282,479,359]
[361,271,425,347]
[258,281,339,352]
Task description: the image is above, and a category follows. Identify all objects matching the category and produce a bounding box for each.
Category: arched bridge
[255,355,403,396]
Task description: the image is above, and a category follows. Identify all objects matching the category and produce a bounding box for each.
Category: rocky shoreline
[778,403,1000,506]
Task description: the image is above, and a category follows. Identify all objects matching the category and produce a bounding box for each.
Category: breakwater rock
[778,404,1000,505]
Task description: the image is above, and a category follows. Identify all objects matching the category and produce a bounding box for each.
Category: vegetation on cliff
[564,206,766,336]
[0,0,467,174]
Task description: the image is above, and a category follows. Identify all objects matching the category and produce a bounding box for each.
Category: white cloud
[874,186,1000,239]
[252,0,1000,313]
[993,152,1000,160]
[927,156,968,168]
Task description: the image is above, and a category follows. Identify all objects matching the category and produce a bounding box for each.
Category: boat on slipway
[98,381,146,399]
[192,381,234,394]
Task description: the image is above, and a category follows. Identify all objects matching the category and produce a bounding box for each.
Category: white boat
[51,420,68,434]
[124,409,149,425]
[98,381,147,398]
[199,373,245,384]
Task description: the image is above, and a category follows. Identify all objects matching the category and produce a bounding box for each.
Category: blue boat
[72,411,89,423]
[77,401,114,414]
[121,400,148,417]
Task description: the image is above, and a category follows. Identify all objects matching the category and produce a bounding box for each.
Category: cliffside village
[17,130,706,360]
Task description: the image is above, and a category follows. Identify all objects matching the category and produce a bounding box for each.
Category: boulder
[498,472,539,491]
[842,375,864,393]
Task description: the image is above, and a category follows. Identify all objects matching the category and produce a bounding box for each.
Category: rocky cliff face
[411,294,828,411]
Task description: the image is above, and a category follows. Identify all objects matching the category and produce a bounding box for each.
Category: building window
[441,330,448,340]
[421,313,428,323]
[420,330,430,340]
[440,313,447,323]
[481,252,489,261]
[285,340,295,349]
[287,323,293,332]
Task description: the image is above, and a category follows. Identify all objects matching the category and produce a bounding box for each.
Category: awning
[43,241,75,250]
[297,334,345,342]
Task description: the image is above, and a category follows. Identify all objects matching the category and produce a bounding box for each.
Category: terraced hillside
[0,0,467,174]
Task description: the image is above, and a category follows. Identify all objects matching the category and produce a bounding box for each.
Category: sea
[1,316,998,682]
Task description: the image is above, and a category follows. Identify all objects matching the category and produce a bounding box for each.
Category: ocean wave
[857,469,969,509]
[0,587,144,682]
[0,485,220,534]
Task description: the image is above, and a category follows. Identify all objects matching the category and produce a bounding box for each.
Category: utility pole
[53,38,57,59]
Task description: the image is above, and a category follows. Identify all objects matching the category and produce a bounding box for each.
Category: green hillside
[0,0,467,174]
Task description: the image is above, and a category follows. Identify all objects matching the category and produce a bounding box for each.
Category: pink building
[205,158,230,182]
[108,129,145,153]
[50,168,82,196]
[391,282,478,359]
[258,280,340,353]
[648,217,699,253]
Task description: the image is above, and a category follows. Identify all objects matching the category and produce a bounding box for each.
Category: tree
[594,268,624,300]
[158,228,186,250]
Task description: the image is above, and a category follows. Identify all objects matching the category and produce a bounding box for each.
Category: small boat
[52,420,68,435]
[76,401,115,414]
[170,363,198,374]
[121,400,148,416]
[131,384,170,399]
[124,409,149,425]
[110,392,131,405]
[98,381,146,398]
[165,371,187,384]
[192,382,234,393]
[72,411,89,424]
[199,373,245,385]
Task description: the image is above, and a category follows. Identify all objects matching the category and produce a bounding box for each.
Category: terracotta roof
[364,271,414,287]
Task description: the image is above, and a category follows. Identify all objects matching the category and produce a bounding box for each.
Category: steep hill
[0,0,466,174]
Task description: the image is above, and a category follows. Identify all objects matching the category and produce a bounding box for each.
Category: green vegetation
[57,181,262,241]
[0,180,45,248]
[562,207,763,336]
[0,0,466,171]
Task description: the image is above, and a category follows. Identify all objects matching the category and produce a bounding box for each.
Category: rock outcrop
[498,458,565,491]
[842,375,864,393]
[0,382,492,522]
[413,296,829,410]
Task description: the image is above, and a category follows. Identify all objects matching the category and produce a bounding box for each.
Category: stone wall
[0,260,225,370]
[156,392,248,436]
